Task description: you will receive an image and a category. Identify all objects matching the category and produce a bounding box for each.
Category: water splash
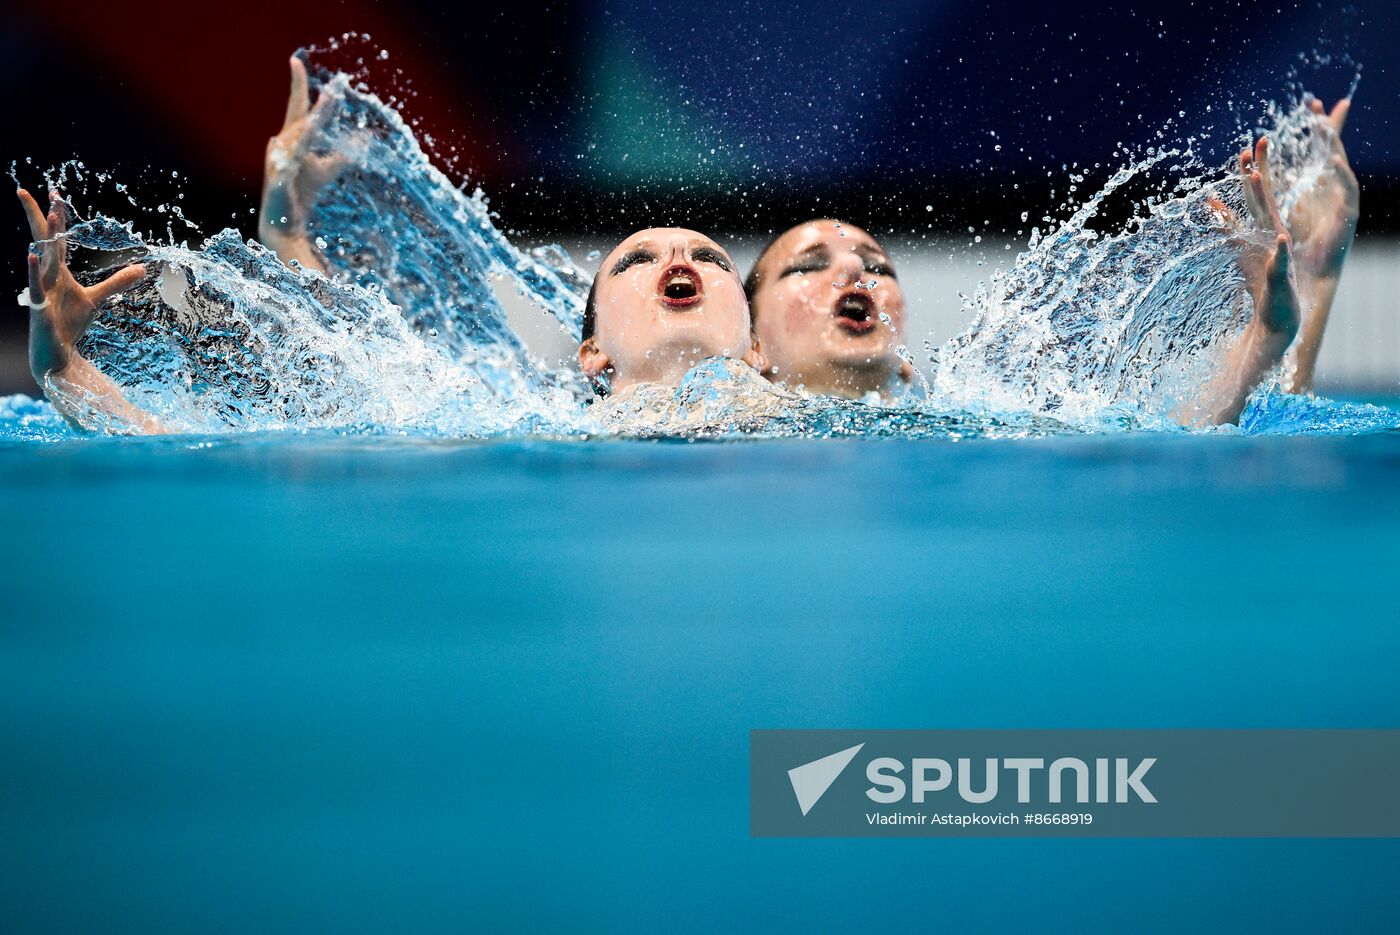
[4,66,1396,443]
[298,68,591,393]
[69,225,579,436]
[23,71,598,438]
[929,94,1382,433]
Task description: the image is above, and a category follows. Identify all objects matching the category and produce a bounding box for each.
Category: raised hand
[1236,136,1302,340]
[258,56,346,270]
[17,188,146,379]
[16,188,164,433]
[1288,98,1358,282]
[1281,96,1359,392]
[1192,136,1300,425]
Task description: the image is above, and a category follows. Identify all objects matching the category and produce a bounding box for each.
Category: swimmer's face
[580,228,764,392]
[749,220,908,398]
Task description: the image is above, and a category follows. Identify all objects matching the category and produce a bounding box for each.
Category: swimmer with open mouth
[575,228,766,396]
[744,219,911,401]
[747,96,1356,424]
[13,55,1358,433]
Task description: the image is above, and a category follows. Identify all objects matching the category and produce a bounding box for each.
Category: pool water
[3,421,1399,931]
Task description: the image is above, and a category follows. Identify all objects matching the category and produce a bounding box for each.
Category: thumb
[1268,234,1292,289]
[1261,235,1299,334]
[87,263,148,305]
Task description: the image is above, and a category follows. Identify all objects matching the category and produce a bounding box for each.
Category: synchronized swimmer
[15,58,1360,435]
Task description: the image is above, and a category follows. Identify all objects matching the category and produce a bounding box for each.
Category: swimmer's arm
[1184,234,1298,426]
[257,57,342,275]
[18,189,167,436]
[1288,272,1342,394]
[37,351,169,436]
[1181,138,1300,426]
[1285,98,1359,393]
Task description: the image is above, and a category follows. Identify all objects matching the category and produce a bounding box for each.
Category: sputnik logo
[787,743,865,816]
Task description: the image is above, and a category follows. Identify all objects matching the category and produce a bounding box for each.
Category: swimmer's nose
[665,235,691,265]
[831,250,864,287]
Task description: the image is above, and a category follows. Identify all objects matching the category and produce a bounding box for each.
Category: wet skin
[579,228,765,393]
[748,219,909,399]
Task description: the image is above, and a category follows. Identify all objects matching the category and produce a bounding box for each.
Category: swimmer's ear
[898,359,914,383]
[742,337,769,376]
[578,338,611,378]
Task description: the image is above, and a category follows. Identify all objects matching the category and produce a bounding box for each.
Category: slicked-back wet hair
[745,220,896,328]
[581,275,600,343]
[742,229,790,323]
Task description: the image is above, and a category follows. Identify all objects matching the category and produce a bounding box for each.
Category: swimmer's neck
[768,359,908,401]
[608,346,751,394]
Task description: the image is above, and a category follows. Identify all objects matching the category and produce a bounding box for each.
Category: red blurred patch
[17,0,504,187]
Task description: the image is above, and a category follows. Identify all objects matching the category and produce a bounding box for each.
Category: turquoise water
[8,56,1399,930]
[3,420,1398,931]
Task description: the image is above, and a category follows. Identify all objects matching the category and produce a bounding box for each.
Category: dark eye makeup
[691,246,732,272]
[780,250,829,277]
[610,248,657,276]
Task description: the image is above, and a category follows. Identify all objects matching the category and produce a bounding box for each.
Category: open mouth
[833,291,876,333]
[659,265,703,308]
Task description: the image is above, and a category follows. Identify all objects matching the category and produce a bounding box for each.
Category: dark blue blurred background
[3,0,1396,227]
[3,0,1398,389]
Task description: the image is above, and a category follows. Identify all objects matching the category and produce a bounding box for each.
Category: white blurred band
[17,288,48,310]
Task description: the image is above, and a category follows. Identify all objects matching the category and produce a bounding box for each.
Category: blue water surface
[2,415,1398,932]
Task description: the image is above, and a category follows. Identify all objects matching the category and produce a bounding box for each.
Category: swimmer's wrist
[28,319,73,382]
[256,224,326,273]
[257,184,304,243]
[257,216,319,262]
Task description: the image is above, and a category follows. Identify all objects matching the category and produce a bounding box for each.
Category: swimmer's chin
[815,344,906,377]
[823,323,897,355]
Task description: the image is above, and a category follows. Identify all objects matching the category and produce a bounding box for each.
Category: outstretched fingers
[1204,195,1245,244]
[1241,137,1285,234]
[1239,145,1266,223]
[1306,94,1350,133]
[17,188,48,241]
[1254,137,1279,219]
[86,263,148,305]
[26,253,45,306]
[1329,98,1350,134]
[43,191,68,279]
[1248,170,1286,234]
[283,56,311,131]
[1205,194,1235,226]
